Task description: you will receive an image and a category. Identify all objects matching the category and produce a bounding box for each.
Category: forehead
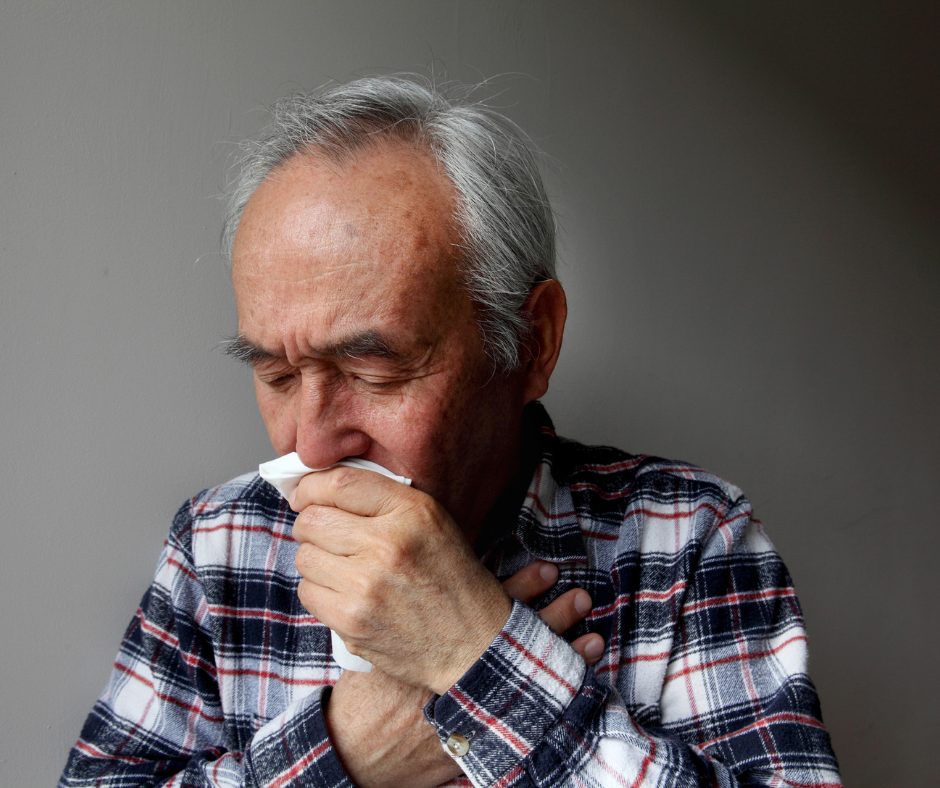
[231,143,472,351]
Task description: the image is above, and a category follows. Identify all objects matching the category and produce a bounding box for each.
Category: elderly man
[61,77,840,787]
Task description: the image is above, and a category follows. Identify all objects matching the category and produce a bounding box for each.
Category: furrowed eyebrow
[332,330,404,362]
[221,331,406,366]
[221,334,276,366]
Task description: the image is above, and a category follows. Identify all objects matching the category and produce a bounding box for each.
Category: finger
[501,561,558,602]
[292,504,367,555]
[537,588,592,635]
[292,466,406,516]
[295,575,345,626]
[571,633,606,666]
[294,540,347,591]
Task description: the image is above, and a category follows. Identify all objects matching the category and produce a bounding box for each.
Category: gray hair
[222,76,556,372]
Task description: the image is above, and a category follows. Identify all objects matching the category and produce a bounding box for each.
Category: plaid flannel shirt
[61,407,840,787]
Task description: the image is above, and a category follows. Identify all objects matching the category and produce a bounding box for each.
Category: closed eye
[348,371,404,392]
[256,367,300,391]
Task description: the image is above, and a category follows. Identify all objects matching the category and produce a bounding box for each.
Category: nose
[293,373,372,469]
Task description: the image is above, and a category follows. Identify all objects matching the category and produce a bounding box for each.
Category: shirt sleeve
[424,506,842,787]
[59,502,352,788]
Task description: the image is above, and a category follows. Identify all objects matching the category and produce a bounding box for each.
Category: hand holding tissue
[259,453,411,672]
[264,451,513,695]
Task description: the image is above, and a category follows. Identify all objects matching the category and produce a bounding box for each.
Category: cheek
[254,379,295,453]
[386,372,484,466]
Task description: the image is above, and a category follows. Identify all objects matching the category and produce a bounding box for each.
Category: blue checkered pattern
[61,408,840,787]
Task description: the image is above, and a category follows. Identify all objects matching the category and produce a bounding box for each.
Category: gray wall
[1,2,936,786]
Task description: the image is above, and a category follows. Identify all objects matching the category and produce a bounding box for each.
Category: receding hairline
[258,135,456,207]
[221,76,558,371]
[231,138,471,296]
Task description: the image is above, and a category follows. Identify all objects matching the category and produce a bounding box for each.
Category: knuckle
[369,524,414,569]
[292,508,317,538]
[342,598,374,640]
[292,516,309,539]
[328,467,357,492]
[406,494,439,525]
[294,543,312,572]
[380,539,411,572]
[296,580,315,611]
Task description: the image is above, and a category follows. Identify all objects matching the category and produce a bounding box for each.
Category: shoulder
[167,471,296,567]
[552,436,757,552]
[556,436,745,508]
[189,470,285,516]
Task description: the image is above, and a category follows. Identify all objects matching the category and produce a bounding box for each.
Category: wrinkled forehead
[230,142,476,348]
[234,142,461,272]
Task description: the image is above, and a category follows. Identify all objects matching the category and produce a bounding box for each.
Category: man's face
[231,143,529,536]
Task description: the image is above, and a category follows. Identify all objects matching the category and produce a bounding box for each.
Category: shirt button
[445,733,470,757]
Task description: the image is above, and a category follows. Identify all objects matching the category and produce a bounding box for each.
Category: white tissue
[329,630,373,673]
[257,452,412,672]
[258,453,411,500]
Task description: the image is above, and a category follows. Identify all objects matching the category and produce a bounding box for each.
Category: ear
[521,279,567,404]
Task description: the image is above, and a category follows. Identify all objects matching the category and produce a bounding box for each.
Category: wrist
[429,592,513,695]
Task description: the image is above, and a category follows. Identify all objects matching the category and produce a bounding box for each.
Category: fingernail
[539,563,559,582]
[585,638,604,660]
[574,591,592,614]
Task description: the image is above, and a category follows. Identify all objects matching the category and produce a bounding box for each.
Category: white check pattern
[61,405,841,787]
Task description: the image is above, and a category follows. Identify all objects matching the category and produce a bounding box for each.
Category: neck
[470,404,542,552]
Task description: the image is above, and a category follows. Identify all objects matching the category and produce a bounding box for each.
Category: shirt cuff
[246,686,351,788]
[424,598,587,788]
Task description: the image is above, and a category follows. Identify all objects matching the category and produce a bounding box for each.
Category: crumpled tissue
[258,453,411,672]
